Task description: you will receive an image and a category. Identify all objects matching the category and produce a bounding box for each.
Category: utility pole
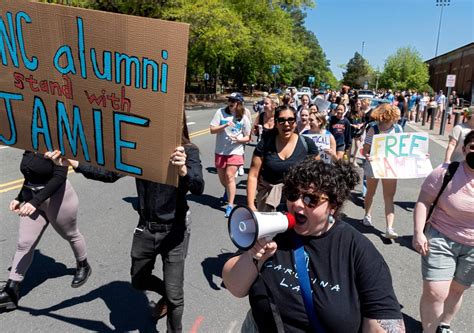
[435,0,451,57]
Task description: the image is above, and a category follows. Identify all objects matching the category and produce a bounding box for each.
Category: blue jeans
[130,217,190,333]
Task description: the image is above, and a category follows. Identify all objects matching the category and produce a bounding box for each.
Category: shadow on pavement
[205,167,217,174]
[350,191,365,209]
[19,250,75,298]
[236,178,248,190]
[187,193,224,210]
[18,281,157,333]
[201,250,234,291]
[187,192,248,215]
[394,201,416,212]
[122,196,139,211]
[342,216,417,252]
[403,311,422,333]
[342,215,393,245]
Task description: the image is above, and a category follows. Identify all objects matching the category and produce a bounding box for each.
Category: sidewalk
[406,115,457,149]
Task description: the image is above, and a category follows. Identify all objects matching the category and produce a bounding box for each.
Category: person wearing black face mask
[413,130,474,333]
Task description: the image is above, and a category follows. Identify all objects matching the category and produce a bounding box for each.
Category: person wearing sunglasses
[224,159,405,332]
[413,130,474,333]
[246,105,319,212]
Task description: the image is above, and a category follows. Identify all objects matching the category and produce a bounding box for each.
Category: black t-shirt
[249,223,402,332]
[254,134,318,184]
[17,151,68,208]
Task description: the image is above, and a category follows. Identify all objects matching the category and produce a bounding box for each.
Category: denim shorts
[422,225,474,287]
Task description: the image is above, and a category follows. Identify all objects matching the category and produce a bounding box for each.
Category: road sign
[446,74,456,87]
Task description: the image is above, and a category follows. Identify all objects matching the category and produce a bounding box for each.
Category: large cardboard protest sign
[369,132,432,179]
[303,133,331,164]
[0,0,189,185]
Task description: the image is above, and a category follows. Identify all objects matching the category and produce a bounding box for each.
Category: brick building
[425,42,474,104]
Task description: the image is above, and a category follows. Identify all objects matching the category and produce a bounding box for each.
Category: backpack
[426,162,460,222]
[299,135,309,153]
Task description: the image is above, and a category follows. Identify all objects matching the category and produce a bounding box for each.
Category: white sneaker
[362,215,373,227]
[238,165,244,176]
[385,228,399,239]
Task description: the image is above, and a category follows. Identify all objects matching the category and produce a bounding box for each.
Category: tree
[342,52,373,89]
[379,47,430,91]
[44,0,337,92]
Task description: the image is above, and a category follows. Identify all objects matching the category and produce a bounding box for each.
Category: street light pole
[435,0,451,57]
[361,41,365,58]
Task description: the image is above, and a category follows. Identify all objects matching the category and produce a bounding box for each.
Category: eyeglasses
[466,143,474,151]
[286,191,329,208]
[276,117,296,125]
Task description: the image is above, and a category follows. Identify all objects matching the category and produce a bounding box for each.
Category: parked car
[357,89,375,100]
[300,86,312,94]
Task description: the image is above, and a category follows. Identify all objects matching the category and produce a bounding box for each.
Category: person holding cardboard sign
[362,104,403,239]
[44,117,204,332]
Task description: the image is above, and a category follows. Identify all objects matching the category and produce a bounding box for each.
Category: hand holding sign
[369,132,432,179]
[169,146,187,177]
[44,150,79,169]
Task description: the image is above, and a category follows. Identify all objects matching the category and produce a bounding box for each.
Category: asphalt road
[0,108,472,333]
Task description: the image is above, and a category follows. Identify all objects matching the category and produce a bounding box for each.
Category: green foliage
[379,47,430,91]
[342,52,373,89]
[41,0,335,92]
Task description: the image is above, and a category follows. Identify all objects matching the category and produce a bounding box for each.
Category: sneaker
[361,215,373,227]
[238,165,245,176]
[385,227,399,239]
[225,205,233,218]
[436,325,453,333]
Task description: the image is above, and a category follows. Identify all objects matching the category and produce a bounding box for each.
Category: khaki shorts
[422,225,474,287]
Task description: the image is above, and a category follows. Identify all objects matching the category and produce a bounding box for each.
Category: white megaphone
[228,205,296,250]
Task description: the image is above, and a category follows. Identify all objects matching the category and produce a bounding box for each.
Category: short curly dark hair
[464,130,474,147]
[283,158,360,214]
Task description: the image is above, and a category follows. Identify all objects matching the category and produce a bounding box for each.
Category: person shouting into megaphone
[223,159,406,333]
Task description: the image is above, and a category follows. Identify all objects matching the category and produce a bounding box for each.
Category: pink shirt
[421,162,474,246]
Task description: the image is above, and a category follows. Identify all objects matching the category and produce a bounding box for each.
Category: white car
[300,86,312,94]
[357,89,375,100]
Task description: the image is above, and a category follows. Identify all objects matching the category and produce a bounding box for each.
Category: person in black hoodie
[45,115,204,333]
[0,151,90,311]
